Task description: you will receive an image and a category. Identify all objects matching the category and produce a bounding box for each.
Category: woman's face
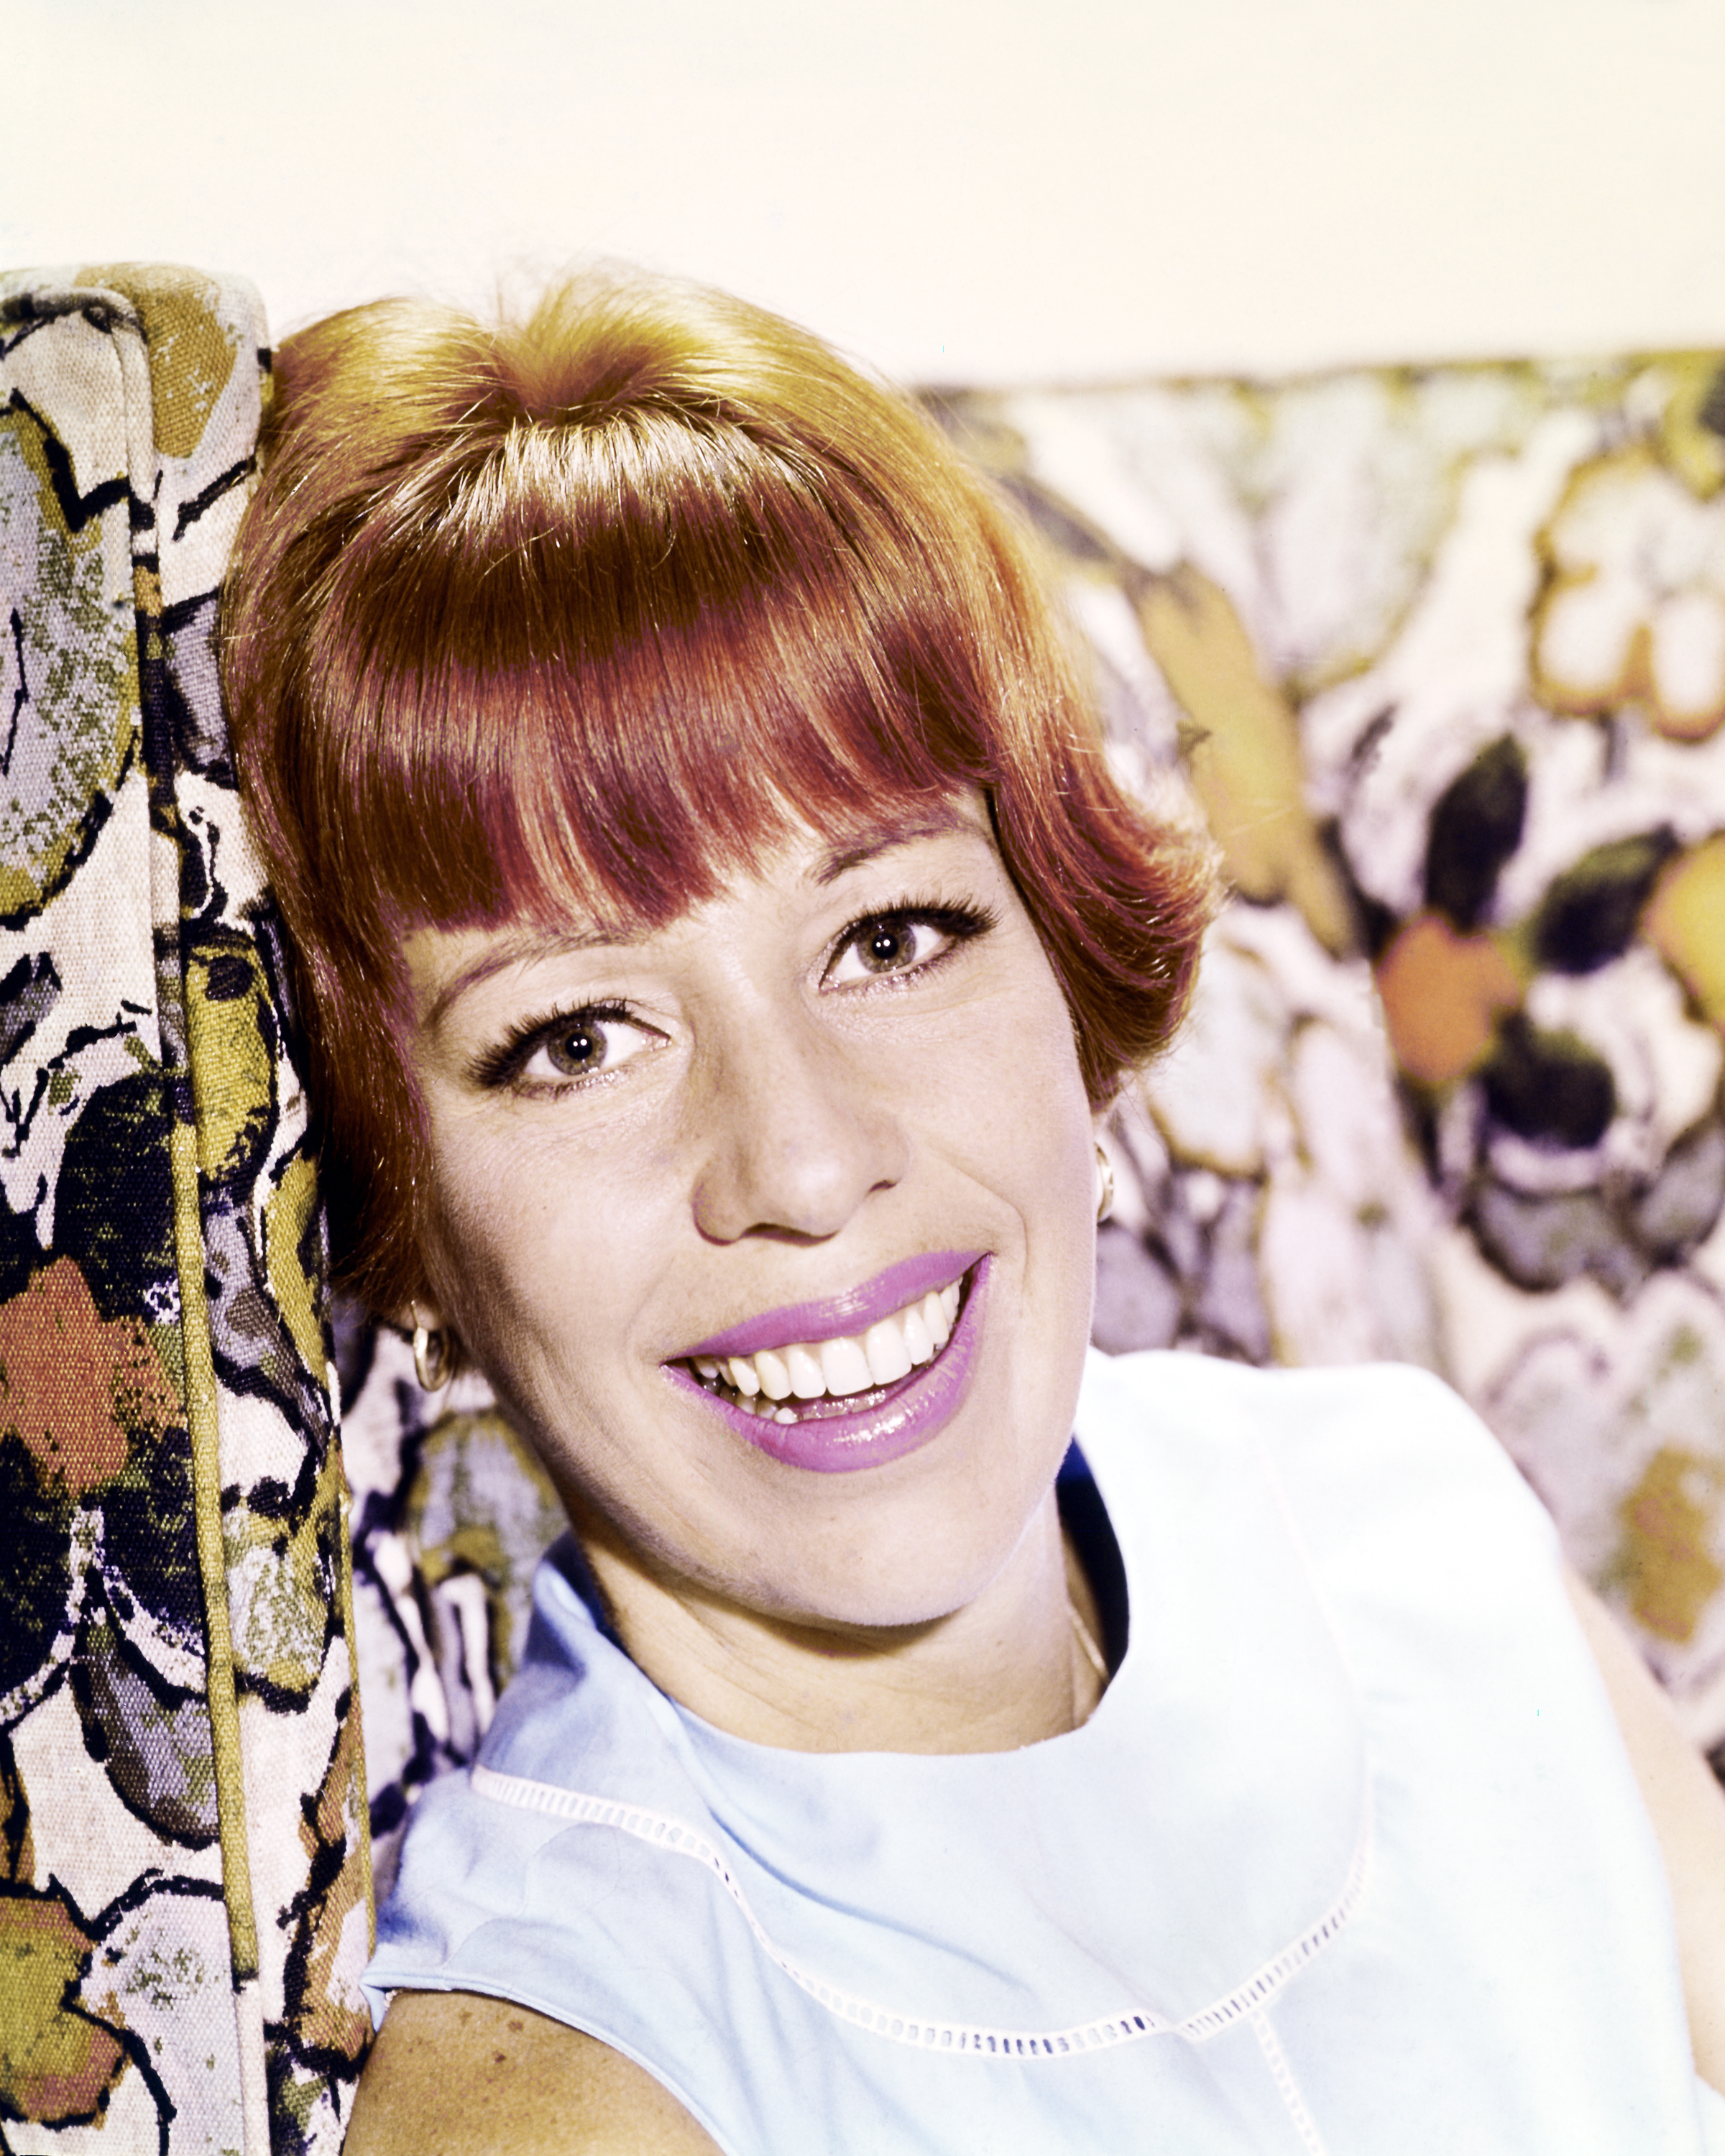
[397,792,1100,1633]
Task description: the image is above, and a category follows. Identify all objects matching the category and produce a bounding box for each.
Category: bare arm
[344,1990,724,2155]
[1566,1568,1725,2095]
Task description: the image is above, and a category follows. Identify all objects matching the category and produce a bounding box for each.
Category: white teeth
[901,1303,934,1365]
[696,1271,968,1409]
[755,1348,794,1401]
[820,1335,873,1396]
[863,1316,913,1386]
[786,1343,826,1399]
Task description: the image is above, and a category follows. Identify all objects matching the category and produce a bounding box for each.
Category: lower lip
[667,1258,990,1473]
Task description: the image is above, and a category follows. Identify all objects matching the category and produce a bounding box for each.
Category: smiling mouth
[678,1271,970,1427]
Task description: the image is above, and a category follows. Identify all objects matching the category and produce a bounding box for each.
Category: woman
[223,267,1725,2154]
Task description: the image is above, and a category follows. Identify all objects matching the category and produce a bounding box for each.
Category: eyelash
[474,895,996,1094]
[474,1000,639,1092]
[824,897,995,990]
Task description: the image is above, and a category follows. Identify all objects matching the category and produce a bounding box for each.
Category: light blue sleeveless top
[366,1351,1725,2153]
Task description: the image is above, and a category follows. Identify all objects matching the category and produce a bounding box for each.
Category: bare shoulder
[345,1989,725,2155]
[1565,1568,1725,2096]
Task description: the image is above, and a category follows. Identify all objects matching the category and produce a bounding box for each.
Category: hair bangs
[322,423,1008,945]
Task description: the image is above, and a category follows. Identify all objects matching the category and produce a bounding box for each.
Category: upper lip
[680,1249,984,1360]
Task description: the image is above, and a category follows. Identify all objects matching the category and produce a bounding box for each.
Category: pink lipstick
[684,1249,983,1360]
[669,1256,990,1473]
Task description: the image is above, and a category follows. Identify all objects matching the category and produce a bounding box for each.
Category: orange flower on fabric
[1374,911,1524,1087]
[0,1887,128,2126]
[0,1260,179,1498]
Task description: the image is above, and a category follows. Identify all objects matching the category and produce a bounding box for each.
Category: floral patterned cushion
[9,265,1725,2154]
[946,356,1725,1749]
[0,268,367,2156]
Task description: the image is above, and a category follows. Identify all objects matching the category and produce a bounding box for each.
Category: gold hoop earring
[410,1303,454,1392]
[1094,1141,1116,1225]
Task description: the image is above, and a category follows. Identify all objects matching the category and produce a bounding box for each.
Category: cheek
[996,980,1101,1295]
[418,1115,602,1351]
[419,1107,694,1426]
[932,964,1093,1186]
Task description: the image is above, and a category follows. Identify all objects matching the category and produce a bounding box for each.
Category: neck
[572,1487,1103,1754]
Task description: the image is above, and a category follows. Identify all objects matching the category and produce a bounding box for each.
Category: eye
[492,1005,660,1089]
[824,906,990,988]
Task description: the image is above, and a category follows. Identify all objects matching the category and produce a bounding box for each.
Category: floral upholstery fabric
[942,356,1725,1748]
[0,270,367,2156]
[6,264,1725,2152]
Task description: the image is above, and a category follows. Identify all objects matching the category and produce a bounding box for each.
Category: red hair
[221,266,1216,1313]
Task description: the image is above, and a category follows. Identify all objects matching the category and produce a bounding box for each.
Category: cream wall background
[6,0,1724,385]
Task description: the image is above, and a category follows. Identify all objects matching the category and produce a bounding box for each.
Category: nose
[689,1006,910,1244]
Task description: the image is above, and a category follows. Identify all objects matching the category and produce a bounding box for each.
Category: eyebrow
[419,800,985,1033]
[812,801,982,884]
[420,923,632,1037]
